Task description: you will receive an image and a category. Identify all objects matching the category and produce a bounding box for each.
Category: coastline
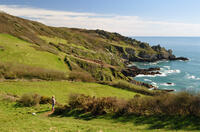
[122,57,189,92]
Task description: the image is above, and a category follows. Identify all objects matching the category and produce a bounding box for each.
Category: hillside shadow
[52,110,200,131]
[111,115,200,131]
[51,109,98,120]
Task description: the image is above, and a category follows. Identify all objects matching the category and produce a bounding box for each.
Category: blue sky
[0,0,200,36]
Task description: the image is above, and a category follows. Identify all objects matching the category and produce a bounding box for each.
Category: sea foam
[136,66,181,78]
[186,74,200,80]
[144,79,152,82]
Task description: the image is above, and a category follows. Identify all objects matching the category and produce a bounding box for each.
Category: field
[0,34,68,72]
[0,81,140,103]
[0,81,199,132]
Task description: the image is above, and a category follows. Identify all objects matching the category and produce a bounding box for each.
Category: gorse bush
[0,62,67,80]
[40,96,52,104]
[68,71,95,82]
[18,93,52,107]
[18,93,41,107]
[55,92,200,117]
[68,94,122,115]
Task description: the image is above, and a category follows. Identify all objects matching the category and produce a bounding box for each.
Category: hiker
[52,96,56,112]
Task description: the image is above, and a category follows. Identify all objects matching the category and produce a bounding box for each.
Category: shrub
[0,62,67,80]
[121,92,200,116]
[18,94,53,106]
[40,96,51,104]
[18,93,41,107]
[56,92,200,117]
[53,105,70,115]
[68,94,121,115]
[68,71,95,82]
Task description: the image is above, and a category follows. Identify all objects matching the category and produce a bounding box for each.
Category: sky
[0,0,200,36]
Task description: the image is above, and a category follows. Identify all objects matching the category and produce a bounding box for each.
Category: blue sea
[132,37,200,93]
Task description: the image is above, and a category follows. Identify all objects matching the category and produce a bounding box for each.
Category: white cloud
[1,5,200,36]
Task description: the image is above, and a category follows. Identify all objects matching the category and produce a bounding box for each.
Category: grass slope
[0,81,197,132]
[0,101,156,132]
[0,34,68,72]
[0,81,140,103]
[0,12,177,82]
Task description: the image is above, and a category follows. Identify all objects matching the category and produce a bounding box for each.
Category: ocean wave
[160,83,175,86]
[144,79,152,82]
[136,63,181,78]
[161,69,181,74]
[136,68,181,78]
[186,74,200,80]
[138,60,167,66]
[136,73,166,78]
[163,66,170,69]
[151,82,158,88]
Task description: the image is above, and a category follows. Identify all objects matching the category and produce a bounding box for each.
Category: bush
[68,71,95,82]
[18,94,52,106]
[18,93,41,107]
[123,92,200,116]
[40,96,51,104]
[0,62,67,80]
[68,94,121,115]
[56,92,200,117]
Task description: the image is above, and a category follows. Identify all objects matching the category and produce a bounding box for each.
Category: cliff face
[0,12,187,82]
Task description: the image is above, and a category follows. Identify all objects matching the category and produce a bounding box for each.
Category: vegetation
[68,71,96,82]
[101,80,164,96]
[0,12,198,132]
[0,12,176,82]
[17,93,52,107]
[2,100,196,132]
[0,62,67,80]
[0,81,139,103]
[1,82,200,131]
[55,92,200,117]
[18,93,41,107]
[0,34,68,72]
[39,35,67,45]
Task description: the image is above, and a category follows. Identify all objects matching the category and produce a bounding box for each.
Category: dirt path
[73,55,116,69]
[43,111,54,116]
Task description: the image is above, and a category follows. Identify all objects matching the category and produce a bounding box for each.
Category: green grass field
[0,34,68,72]
[0,81,199,132]
[0,101,157,132]
[0,81,139,103]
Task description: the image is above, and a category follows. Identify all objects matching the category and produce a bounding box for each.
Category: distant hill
[0,12,178,82]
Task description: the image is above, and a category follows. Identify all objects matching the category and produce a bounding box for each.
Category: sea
[132,37,200,93]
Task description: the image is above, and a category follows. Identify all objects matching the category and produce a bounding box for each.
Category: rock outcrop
[122,66,161,77]
[169,57,189,61]
[123,44,188,62]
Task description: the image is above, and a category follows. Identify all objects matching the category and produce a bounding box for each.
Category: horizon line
[131,36,200,37]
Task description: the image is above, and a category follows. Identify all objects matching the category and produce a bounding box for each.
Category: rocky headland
[0,12,188,90]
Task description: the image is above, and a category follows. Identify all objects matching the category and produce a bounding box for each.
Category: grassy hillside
[0,12,176,82]
[2,101,196,132]
[0,81,140,103]
[0,34,68,72]
[0,81,144,132]
[1,81,198,132]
